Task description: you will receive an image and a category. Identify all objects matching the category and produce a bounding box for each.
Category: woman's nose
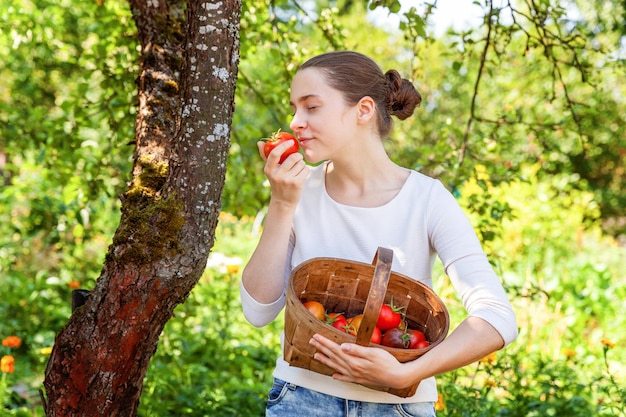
[290,111,305,133]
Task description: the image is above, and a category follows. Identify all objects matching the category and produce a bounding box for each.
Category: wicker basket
[284,247,450,398]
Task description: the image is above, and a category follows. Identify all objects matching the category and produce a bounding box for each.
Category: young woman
[241,51,518,417]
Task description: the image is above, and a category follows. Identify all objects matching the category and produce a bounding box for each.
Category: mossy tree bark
[42,1,242,416]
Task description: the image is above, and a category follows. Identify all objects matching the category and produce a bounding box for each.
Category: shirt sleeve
[240,280,286,328]
[427,182,518,346]
[445,255,518,345]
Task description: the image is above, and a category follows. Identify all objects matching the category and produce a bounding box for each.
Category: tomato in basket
[303,301,325,320]
[344,314,382,344]
[345,314,363,335]
[381,327,409,349]
[370,326,382,344]
[325,313,348,331]
[376,302,403,331]
[407,329,427,349]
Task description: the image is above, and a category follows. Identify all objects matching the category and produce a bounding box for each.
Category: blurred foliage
[432,164,626,416]
[0,0,625,415]
[2,0,623,234]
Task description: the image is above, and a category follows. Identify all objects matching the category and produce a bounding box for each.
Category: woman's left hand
[309,333,418,389]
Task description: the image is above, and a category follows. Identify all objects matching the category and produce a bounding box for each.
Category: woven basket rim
[288,255,445,306]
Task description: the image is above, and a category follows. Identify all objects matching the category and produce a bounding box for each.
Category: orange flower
[68,281,81,289]
[601,338,615,349]
[435,393,445,411]
[2,336,22,349]
[562,348,576,359]
[1,355,15,373]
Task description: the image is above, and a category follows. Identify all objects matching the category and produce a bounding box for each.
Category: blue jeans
[266,378,436,417]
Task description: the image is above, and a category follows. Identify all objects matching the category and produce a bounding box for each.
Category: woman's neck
[324,156,410,208]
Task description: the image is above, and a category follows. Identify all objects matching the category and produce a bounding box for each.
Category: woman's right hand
[258,140,309,207]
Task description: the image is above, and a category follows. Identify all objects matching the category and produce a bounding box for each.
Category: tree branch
[459,0,494,166]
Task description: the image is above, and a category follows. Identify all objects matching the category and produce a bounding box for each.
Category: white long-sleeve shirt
[241,162,518,403]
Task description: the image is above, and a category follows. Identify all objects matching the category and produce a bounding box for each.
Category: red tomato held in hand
[376,303,403,331]
[263,130,299,163]
[303,301,325,320]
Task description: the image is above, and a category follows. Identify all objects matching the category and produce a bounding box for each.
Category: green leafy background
[0,0,624,416]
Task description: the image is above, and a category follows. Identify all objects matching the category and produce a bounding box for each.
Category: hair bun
[385,70,422,120]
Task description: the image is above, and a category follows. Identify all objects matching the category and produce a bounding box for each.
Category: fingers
[310,335,353,376]
[309,334,406,388]
[260,140,300,165]
[262,140,306,179]
[257,141,267,161]
[259,143,308,206]
[310,334,369,358]
[260,140,305,177]
[310,334,372,375]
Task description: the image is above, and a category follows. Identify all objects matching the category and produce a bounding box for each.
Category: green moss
[109,155,185,265]
[163,79,179,94]
[137,155,168,192]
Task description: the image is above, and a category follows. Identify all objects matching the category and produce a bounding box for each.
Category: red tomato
[381,327,410,349]
[326,313,348,331]
[263,130,299,163]
[376,303,403,331]
[370,326,382,345]
[408,329,427,349]
[414,340,430,349]
[303,301,325,320]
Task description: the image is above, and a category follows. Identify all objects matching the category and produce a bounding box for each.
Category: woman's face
[289,68,359,164]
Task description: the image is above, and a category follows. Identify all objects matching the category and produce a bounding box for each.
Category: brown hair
[299,51,421,138]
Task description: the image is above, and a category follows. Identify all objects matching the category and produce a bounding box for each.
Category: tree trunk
[42,1,242,416]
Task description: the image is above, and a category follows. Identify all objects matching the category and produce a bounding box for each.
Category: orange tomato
[345,314,381,343]
[346,314,364,335]
[303,301,325,320]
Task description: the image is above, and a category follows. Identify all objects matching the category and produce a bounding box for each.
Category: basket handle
[354,247,393,346]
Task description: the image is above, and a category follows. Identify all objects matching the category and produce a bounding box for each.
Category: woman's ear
[356,96,376,124]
